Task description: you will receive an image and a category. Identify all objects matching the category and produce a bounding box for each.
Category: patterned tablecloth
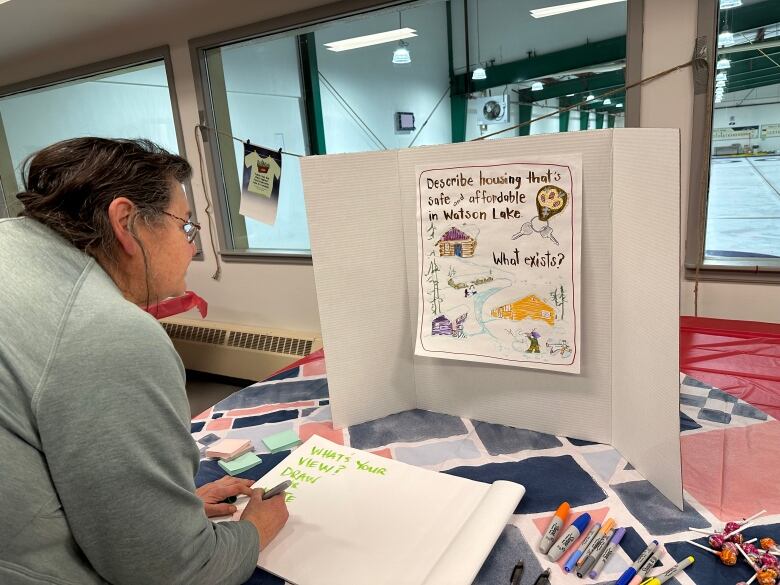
[191,349,780,585]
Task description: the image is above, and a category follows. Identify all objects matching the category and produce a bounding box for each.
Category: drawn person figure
[512,185,568,245]
[526,329,542,353]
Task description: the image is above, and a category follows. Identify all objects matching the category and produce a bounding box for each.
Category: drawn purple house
[437,227,477,257]
[432,315,453,336]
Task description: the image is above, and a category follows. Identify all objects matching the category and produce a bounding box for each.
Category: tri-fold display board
[300,129,682,508]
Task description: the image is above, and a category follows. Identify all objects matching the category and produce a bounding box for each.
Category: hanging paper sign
[240,142,282,225]
[415,158,582,373]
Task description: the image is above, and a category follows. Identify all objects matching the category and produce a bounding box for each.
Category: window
[194,0,629,258]
[0,49,197,250]
[687,0,780,280]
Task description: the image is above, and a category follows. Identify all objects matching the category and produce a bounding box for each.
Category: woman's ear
[107,197,139,256]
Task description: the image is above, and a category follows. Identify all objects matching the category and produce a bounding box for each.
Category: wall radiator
[161,316,322,382]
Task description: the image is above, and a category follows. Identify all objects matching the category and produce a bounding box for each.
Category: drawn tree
[550,285,566,320]
[426,254,443,315]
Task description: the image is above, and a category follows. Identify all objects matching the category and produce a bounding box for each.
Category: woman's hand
[240,488,290,548]
[196,476,255,517]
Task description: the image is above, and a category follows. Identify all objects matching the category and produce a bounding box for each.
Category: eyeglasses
[162,211,201,243]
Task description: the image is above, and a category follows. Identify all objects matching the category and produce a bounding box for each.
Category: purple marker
[547,512,592,561]
[589,527,626,579]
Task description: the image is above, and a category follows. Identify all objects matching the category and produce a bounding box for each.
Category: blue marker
[615,540,659,585]
[548,512,591,562]
[564,522,600,572]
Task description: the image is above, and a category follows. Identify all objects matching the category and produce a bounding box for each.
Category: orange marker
[539,502,570,554]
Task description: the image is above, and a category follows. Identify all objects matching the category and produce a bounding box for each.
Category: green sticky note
[262,429,301,453]
[218,452,262,476]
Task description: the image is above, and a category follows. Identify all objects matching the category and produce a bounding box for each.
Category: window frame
[190,0,640,263]
[189,0,415,264]
[685,0,780,283]
[0,46,203,259]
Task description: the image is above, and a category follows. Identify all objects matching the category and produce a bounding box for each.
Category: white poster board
[226,436,525,585]
[414,158,582,372]
[301,129,682,508]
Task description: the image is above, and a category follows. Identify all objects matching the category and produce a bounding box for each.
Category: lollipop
[760,538,777,552]
[745,543,760,555]
[731,533,747,545]
[709,533,726,550]
[757,569,778,585]
[720,542,739,566]
[725,522,742,534]
[761,554,779,569]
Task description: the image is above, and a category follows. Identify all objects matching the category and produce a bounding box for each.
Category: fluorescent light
[586,94,595,101]
[324,28,417,52]
[616,103,623,107]
[718,31,734,47]
[720,0,742,8]
[716,58,731,70]
[392,41,411,64]
[716,72,727,81]
[472,67,487,80]
[603,98,612,105]
[531,81,544,91]
[530,0,625,19]
[566,93,575,97]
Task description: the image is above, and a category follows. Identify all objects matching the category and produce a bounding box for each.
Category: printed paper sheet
[414,158,582,372]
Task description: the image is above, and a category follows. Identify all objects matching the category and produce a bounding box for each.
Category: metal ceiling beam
[514,69,625,102]
[725,73,780,93]
[721,47,780,65]
[726,60,780,80]
[722,0,780,35]
[719,38,780,55]
[452,35,626,95]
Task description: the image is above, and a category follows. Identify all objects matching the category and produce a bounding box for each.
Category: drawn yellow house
[437,227,476,258]
[491,295,556,325]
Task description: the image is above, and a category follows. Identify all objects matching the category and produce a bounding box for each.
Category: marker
[262,480,292,500]
[577,528,615,577]
[564,522,600,572]
[589,527,626,578]
[630,549,664,585]
[548,512,591,561]
[509,560,523,585]
[539,502,570,554]
[640,555,695,585]
[577,518,616,567]
[532,568,551,585]
[615,540,659,585]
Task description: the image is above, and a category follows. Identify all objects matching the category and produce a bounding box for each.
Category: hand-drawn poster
[415,158,582,373]
[240,142,282,225]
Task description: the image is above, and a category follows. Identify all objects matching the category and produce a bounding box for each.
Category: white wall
[712,84,780,154]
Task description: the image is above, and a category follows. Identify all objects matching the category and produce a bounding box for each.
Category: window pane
[0,60,182,219]
[705,2,780,264]
[205,36,310,254]
[201,0,627,256]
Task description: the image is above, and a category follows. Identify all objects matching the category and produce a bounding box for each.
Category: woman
[0,138,288,584]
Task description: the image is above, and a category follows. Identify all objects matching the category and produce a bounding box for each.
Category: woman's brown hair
[18,137,192,261]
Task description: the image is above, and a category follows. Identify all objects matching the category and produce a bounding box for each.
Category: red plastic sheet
[681,316,780,420]
[145,291,208,320]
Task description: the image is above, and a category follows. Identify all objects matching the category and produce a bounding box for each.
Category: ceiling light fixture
[531,81,544,91]
[616,103,623,107]
[603,98,612,105]
[716,72,727,81]
[715,79,726,88]
[472,66,487,80]
[391,12,411,64]
[718,31,735,47]
[716,57,731,70]
[324,27,417,52]
[392,41,411,64]
[530,0,625,19]
[586,94,595,101]
[720,0,742,9]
